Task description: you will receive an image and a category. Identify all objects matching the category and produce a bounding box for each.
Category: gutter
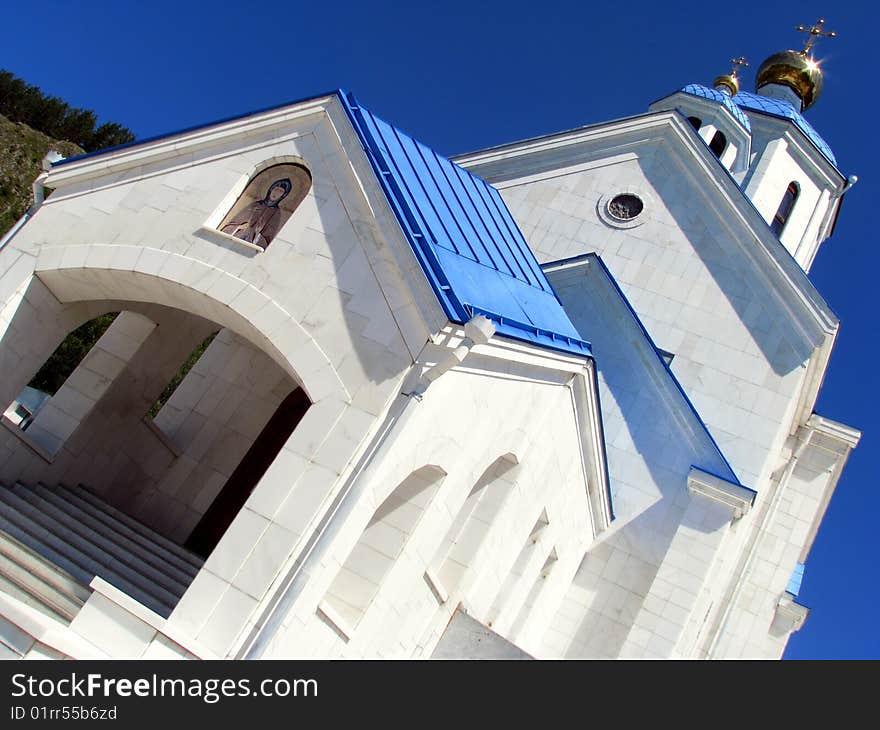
[0,151,65,252]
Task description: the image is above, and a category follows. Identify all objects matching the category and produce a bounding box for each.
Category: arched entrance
[0,247,348,618]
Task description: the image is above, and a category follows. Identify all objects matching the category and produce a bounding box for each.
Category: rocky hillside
[0,114,83,235]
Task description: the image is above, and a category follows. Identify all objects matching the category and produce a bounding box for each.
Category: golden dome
[755,50,823,111]
[713,73,739,96]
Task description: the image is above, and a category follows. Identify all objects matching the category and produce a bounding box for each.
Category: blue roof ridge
[678,83,752,132]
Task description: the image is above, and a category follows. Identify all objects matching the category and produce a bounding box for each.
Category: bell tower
[740,18,852,270]
[651,19,851,271]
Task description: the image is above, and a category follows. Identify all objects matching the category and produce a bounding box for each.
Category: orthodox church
[0,21,860,659]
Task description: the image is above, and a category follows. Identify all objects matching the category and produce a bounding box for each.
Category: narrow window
[709,130,727,157]
[426,454,518,599]
[687,116,702,131]
[320,466,446,636]
[771,182,800,236]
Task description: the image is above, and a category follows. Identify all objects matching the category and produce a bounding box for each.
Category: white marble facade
[0,84,859,660]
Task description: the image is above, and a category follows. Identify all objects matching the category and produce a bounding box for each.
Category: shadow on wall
[639,158,812,377]
[563,501,678,658]
[544,261,737,658]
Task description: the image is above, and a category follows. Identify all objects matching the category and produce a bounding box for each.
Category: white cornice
[431,323,612,534]
[744,112,844,186]
[44,96,336,188]
[774,592,810,634]
[544,254,734,453]
[687,467,756,519]
[807,413,862,448]
[648,92,751,173]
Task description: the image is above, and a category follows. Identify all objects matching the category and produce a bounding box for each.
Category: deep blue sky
[3,1,876,659]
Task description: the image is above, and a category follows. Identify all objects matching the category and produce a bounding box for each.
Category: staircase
[0,482,204,620]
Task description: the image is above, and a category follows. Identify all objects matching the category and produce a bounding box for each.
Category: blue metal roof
[680,84,751,132]
[339,91,592,358]
[786,562,805,597]
[734,91,836,165]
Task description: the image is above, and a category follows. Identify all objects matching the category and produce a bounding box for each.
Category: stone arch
[0,244,362,612]
[320,464,447,636]
[427,452,520,597]
[33,244,348,405]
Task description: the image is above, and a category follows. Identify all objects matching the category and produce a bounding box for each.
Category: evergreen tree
[0,69,135,152]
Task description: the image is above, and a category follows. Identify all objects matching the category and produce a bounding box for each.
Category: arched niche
[218,162,311,250]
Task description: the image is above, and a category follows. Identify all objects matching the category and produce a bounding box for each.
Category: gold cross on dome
[729,56,749,77]
[795,18,838,55]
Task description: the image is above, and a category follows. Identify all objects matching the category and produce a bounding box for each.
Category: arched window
[771,182,799,236]
[321,465,446,635]
[687,116,702,131]
[709,130,727,157]
[218,163,311,250]
[426,454,518,598]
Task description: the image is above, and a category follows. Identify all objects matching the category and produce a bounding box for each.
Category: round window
[607,194,644,221]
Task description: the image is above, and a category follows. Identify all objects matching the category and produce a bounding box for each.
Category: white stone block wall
[259,362,596,658]
[530,259,745,659]
[704,419,858,658]
[146,328,295,540]
[486,153,810,496]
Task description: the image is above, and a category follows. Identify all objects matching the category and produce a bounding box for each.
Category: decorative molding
[44,99,332,188]
[197,225,264,254]
[649,92,752,173]
[687,467,756,519]
[773,592,810,635]
[807,413,862,448]
[596,189,653,229]
[454,110,840,347]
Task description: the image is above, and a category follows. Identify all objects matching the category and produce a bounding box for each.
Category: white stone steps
[21,483,194,593]
[0,528,90,606]
[0,537,85,623]
[45,484,201,580]
[55,484,203,573]
[0,486,177,617]
[10,484,189,598]
[0,589,107,659]
[0,573,70,624]
[0,511,95,588]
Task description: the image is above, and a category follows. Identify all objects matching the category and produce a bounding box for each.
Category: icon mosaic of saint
[221,178,292,248]
[217,163,311,250]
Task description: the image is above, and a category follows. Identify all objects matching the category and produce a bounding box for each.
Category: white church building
[0,28,860,659]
